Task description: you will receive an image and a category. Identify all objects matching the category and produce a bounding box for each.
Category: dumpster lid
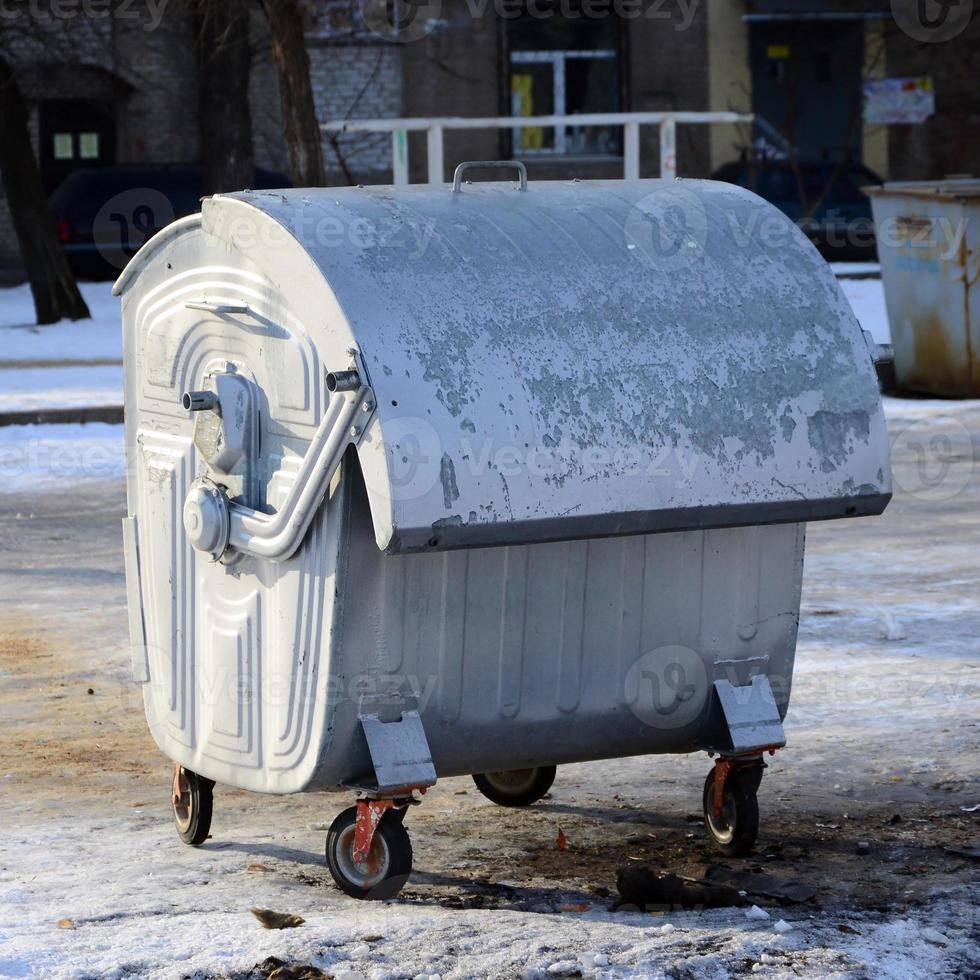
[117,181,891,555]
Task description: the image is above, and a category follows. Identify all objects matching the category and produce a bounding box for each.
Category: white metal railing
[321,111,754,186]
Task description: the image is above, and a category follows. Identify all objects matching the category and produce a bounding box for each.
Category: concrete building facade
[1,0,977,273]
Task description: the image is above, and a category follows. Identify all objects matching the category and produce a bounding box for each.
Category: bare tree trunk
[195,0,254,195]
[0,55,89,324]
[260,0,325,187]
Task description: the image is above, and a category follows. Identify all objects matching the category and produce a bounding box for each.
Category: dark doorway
[505,1,623,157]
[38,99,116,194]
[750,20,864,163]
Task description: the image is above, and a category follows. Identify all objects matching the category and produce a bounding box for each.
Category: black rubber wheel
[326,806,413,901]
[472,765,557,807]
[741,762,765,794]
[172,766,214,846]
[702,768,759,856]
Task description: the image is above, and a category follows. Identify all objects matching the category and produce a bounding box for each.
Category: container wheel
[326,806,413,901]
[472,765,557,807]
[702,768,759,856]
[172,766,214,846]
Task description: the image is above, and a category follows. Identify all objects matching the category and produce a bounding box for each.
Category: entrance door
[750,20,864,163]
[38,99,116,194]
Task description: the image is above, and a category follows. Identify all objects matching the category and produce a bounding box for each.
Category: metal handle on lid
[452,160,528,193]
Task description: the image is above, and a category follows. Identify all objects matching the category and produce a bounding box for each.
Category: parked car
[49,164,291,279]
[710,159,883,261]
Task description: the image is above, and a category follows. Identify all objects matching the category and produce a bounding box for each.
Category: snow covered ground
[0,282,122,364]
[0,365,122,412]
[0,273,977,979]
[0,399,977,978]
[0,422,126,492]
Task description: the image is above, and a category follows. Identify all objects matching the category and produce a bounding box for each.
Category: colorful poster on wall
[863,77,935,125]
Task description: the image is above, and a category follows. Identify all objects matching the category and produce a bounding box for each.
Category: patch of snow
[838,276,891,344]
[831,261,881,277]
[882,395,980,421]
[580,951,609,969]
[745,905,770,920]
[876,611,908,641]
[0,282,121,362]
[0,365,122,411]
[0,423,126,493]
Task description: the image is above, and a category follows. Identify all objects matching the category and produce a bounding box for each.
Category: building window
[79,132,101,160]
[39,99,115,193]
[507,5,621,157]
[53,133,74,160]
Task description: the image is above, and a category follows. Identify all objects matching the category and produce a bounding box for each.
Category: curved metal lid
[120,178,891,554]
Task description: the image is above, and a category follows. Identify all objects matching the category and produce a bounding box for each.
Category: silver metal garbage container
[868,178,980,397]
[116,164,891,899]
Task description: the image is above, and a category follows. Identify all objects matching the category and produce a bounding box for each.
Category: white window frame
[510,49,617,156]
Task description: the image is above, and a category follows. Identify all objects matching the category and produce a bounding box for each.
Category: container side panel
[122,228,346,793]
[318,475,807,787]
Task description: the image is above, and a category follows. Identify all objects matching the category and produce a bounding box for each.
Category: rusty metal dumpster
[868,179,980,396]
[116,165,891,899]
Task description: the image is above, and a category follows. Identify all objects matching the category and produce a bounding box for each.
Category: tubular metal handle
[452,160,528,193]
[875,343,894,366]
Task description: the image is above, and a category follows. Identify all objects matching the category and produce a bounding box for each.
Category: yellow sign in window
[767,44,791,60]
[511,74,543,151]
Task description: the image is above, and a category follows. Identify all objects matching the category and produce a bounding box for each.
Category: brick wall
[0,2,720,275]
[249,6,290,178]
[312,43,404,184]
[627,1,712,178]
[402,2,501,184]
[111,4,198,167]
[0,0,119,270]
[0,2,728,276]
[0,0,198,272]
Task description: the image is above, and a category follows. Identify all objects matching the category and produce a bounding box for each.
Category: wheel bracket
[172,761,184,807]
[352,788,425,864]
[711,748,778,820]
